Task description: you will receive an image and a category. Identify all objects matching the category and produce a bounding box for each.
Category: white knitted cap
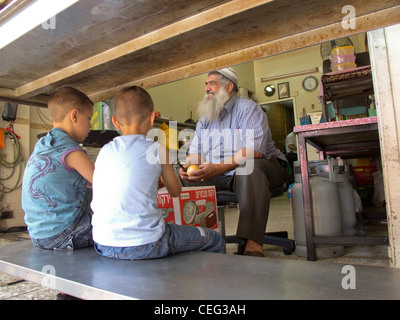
[216,67,238,86]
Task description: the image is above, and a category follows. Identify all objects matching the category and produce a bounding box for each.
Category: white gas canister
[291,161,345,258]
[329,159,357,237]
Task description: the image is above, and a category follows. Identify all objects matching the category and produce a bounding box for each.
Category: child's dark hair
[48,87,93,122]
[115,86,154,125]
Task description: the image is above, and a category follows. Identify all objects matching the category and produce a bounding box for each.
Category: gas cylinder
[291,161,306,256]
[291,161,345,258]
[307,160,329,178]
[329,159,357,237]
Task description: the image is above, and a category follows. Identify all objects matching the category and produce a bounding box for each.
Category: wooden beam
[89,5,400,102]
[14,0,274,98]
[0,95,47,107]
[0,0,36,24]
[0,87,47,107]
[0,87,15,97]
[368,25,400,268]
[0,0,15,12]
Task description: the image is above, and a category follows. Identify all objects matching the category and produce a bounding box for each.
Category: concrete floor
[0,193,390,300]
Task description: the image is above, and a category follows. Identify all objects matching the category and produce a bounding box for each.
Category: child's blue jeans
[94,223,225,260]
[30,209,93,251]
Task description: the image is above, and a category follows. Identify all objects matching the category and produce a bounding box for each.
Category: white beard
[197,88,230,123]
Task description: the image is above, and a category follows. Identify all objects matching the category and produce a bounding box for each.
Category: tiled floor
[0,193,390,300]
[0,232,60,300]
[225,193,389,267]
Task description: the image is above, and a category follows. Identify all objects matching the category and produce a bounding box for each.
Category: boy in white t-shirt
[91,86,224,260]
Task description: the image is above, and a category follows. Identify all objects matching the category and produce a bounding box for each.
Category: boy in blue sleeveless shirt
[91,86,224,260]
[22,87,95,250]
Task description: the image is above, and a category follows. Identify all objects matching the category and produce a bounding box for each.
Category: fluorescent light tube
[0,0,79,50]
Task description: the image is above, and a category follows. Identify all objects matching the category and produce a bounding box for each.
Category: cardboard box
[157,186,220,233]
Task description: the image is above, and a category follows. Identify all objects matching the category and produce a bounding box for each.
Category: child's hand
[157,176,165,190]
[179,164,190,181]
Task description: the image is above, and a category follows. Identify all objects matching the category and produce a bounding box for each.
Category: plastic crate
[352,165,377,186]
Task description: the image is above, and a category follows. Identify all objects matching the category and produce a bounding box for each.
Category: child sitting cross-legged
[91,86,224,260]
[22,87,95,250]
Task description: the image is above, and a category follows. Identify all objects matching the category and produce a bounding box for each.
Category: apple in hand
[187,164,200,176]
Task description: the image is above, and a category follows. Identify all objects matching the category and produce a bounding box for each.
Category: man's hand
[179,164,190,181]
[179,148,262,182]
[184,163,225,183]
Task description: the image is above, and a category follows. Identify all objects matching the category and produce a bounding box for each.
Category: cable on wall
[0,123,24,193]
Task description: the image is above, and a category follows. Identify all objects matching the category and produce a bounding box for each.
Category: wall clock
[302,76,319,92]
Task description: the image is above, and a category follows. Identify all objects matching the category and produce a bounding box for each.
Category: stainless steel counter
[1,241,400,300]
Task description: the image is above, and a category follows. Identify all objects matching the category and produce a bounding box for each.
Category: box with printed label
[157,186,220,233]
[157,190,178,224]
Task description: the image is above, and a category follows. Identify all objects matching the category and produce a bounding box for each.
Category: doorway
[260,98,296,153]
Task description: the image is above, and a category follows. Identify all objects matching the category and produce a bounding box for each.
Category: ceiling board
[0,0,399,106]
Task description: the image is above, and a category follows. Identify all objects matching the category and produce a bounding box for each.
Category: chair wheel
[283,246,295,255]
[236,241,246,255]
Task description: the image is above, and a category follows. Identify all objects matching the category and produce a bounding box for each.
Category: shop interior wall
[0,33,368,230]
[147,60,256,123]
[0,103,52,230]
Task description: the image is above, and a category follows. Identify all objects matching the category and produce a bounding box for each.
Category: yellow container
[333,63,357,72]
[331,46,355,57]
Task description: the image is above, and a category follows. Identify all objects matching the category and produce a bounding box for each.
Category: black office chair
[217,187,295,255]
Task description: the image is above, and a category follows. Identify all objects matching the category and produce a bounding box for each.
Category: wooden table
[294,117,388,261]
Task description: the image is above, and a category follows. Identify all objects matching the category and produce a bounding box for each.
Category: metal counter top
[1,241,400,300]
